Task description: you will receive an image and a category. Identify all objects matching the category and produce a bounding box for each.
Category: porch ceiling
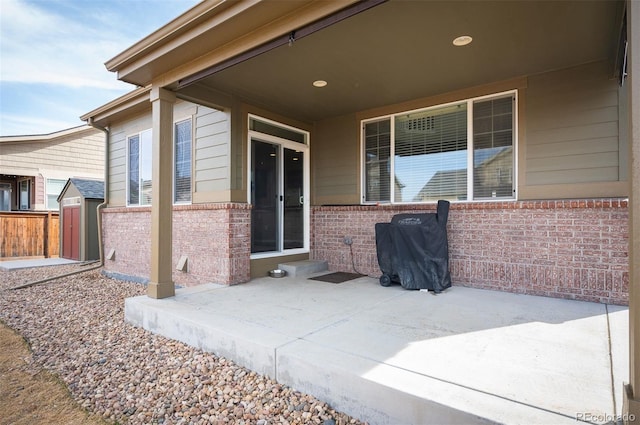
[181,0,622,122]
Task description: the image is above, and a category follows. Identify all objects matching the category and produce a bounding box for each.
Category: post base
[147,281,175,299]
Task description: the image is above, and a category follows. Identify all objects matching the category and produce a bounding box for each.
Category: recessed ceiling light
[453,35,473,47]
[313,80,328,88]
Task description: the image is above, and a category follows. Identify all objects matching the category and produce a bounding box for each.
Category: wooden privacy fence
[0,211,59,258]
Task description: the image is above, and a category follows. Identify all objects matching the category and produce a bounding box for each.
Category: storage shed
[57,178,104,261]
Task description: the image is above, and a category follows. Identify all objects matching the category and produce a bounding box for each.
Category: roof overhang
[80,86,151,128]
[0,125,97,143]
[105,0,361,88]
[88,0,625,125]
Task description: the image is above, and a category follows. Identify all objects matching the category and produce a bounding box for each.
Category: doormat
[309,272,365,284]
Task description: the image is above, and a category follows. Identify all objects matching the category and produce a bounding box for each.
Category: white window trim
[173,117,194,205]
[18,178,30,210]
[360,90,518,204]
[247,114,311,258]
[126,129,152,207]
[246,113,311,205]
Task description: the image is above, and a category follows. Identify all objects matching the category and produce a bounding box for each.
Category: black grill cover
[375,200,451,292]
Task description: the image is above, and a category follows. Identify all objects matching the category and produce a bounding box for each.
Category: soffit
[81,87,151,128]
[111,0,358,87]
[184,0,622,123]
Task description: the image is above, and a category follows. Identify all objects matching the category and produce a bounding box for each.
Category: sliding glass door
[249,117,308,256]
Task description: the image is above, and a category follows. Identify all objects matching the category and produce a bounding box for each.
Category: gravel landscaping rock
[0,265,366,425]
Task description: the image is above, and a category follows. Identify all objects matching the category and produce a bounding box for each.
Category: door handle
[299,196,304,205]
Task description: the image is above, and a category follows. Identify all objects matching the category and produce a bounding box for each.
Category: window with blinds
[362,91,515,203]
[174,119,192,203]
[19,179,30,210]
[128,134,140,205]
[127,129,152,206]
[363,119,391,202]
[46,179,66,210]
[395,104,468,202]
[473,96,514,198]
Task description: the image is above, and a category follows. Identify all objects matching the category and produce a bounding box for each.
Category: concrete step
[278,259,328,277]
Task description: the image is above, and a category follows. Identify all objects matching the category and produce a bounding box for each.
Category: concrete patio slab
[125,275,629,425]
[0,257,78,270]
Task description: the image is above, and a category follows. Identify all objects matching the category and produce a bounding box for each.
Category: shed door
[63,206,80,260]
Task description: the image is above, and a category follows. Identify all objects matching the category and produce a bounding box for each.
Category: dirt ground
[0,321,106,425]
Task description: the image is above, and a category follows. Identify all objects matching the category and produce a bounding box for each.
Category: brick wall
[101,203,251,286]
[311,199,629,305]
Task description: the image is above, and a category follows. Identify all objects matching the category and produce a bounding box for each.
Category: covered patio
[82,0,640,422]
[125,272,629,425]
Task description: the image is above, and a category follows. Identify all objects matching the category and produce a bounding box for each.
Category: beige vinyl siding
[0,130,103,176]
[312,61,625,204]
[524,61,621,187]
[107,101,231,206]
[174,101,197,121]
[312,114,360,205]
[618,84,629,181]
[230,102,245,201]
[107,129,128,207]
[35,175,44,206]
[108,113,152,206]
[194,107,230,196]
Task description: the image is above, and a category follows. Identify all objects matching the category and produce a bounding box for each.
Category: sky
[0,0,201,136]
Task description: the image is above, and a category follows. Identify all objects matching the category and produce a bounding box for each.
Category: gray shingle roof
[69,178,104,199]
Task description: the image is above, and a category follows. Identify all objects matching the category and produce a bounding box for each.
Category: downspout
[88,117,109,267]
[8,119,109,291]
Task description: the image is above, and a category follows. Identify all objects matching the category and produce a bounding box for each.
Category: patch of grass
[0,322,107,425]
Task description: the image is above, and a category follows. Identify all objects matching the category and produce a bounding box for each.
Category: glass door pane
[283,148,304,249]
[19,180,30,210]
[251,140,279,253]
[0,183,10,211]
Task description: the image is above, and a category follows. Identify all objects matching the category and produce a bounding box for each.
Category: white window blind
[174,119,192,203]
[395,104,468,202]
[362,92,515,203]
[128,129,152,206]
[473,96,514,198]
[128,134,140,205]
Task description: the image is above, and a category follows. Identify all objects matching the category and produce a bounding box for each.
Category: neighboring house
[0,126,104,211]
[80,0,633,307]
[413,169,467,202]
[414,147,512,201]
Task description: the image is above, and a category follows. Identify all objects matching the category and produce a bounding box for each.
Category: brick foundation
[101,203,251,286]
[311,199,629,305]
